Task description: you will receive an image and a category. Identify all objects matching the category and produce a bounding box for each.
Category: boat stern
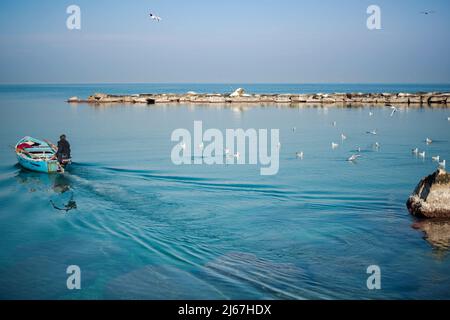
[47,160,60,173]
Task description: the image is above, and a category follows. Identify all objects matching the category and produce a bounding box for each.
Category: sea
[0,83,449,299]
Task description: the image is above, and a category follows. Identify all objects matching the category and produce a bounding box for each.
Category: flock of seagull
[411,143,446,169]
[176,106,450,169]
[176,106,448,168]
[293,106,447,169]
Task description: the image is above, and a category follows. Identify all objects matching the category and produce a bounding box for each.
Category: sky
[0,0,449,84]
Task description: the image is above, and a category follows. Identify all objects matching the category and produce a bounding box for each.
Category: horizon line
[1,82,450,86]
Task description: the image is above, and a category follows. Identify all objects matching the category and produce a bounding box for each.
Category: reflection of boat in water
[16,169,72,194]
[413,219,450,251]
[15,136,71,173]
[16,169,77,212]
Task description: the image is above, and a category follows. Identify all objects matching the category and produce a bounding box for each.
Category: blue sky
[0,0,449,83]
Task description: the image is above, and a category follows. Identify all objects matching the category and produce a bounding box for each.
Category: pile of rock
[407,169,450,218]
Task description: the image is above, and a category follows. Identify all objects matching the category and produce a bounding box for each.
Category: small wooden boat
[15,136,71,173]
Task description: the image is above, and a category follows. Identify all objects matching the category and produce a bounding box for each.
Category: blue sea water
[0,84,449,299]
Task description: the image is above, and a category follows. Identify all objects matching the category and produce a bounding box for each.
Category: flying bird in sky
[149,12,162,22]
[420,10,435,15]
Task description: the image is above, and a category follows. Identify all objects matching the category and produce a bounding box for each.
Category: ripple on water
[203,252,325,300]
[104,265,227,299]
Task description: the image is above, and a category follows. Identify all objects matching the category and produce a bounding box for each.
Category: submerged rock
[407,169,450,218]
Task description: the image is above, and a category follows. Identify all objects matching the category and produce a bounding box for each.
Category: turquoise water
[0,84,449,299]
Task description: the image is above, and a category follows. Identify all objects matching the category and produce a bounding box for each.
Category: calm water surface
[0,84,449,299]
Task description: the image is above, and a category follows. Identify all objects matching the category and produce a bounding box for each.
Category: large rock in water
[407,169,450,218]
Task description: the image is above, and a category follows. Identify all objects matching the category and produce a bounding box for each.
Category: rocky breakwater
[67,88,450,106]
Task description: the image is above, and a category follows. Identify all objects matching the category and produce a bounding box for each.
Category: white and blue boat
[15,136,70,173]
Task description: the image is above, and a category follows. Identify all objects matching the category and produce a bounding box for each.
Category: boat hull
[15,136,70,173]
[17,154,60,173]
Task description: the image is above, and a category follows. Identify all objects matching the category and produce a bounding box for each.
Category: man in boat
[55,134,71,165]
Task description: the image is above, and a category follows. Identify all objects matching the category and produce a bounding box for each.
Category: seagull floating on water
[331,121,337,127]
[341,133,347,140]
[296,151,304,159]
[412,148,419,155]
[347,154,361,162]
[367,129,377,135]
[292,127,296,132]
[432,155,440,162]
[369,111,374,117]
[418,151,426,158]
[356,146,362,153]
[439,159,446,169]
[426,138,433,144]
[374,142,380,149]
[331,142,339,149]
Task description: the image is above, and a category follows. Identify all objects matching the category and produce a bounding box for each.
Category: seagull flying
[390,106,397,117]
[420,10,435,15]
[149,13,162,22]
